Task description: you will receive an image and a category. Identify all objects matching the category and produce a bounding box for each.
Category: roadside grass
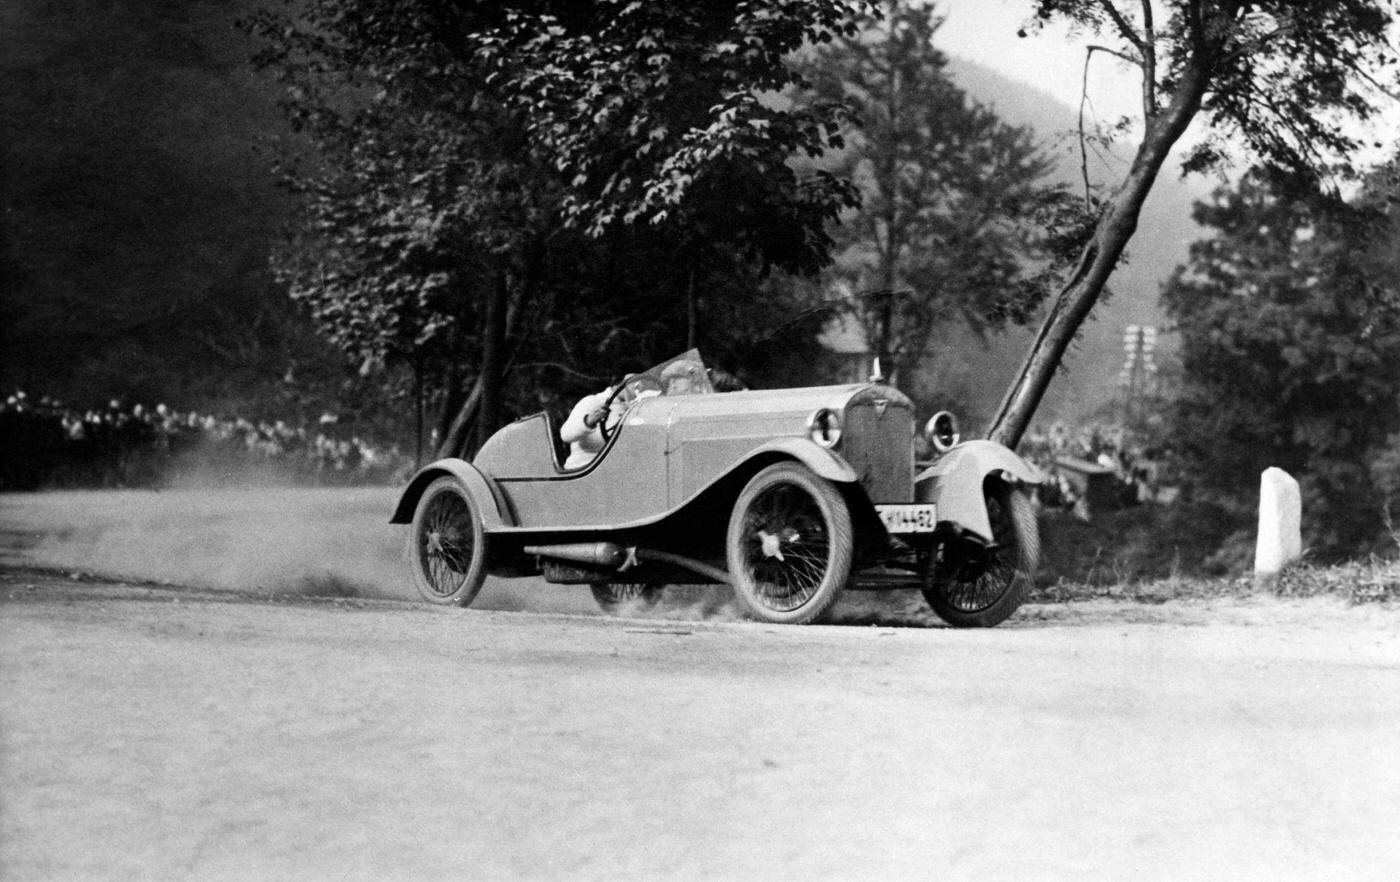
[1033,505,1400,606]
[1269,557,1400,604]
[1031,559,1400,606]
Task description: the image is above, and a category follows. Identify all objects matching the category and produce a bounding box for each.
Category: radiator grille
[842,401,913,503]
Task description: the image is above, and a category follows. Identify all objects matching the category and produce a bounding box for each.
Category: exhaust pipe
[524,542,627,568]
[524,543,733,585]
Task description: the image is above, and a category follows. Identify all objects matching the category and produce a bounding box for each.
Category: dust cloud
[1,486,408,598]
[0,484,694,618]
[0,483,931,624]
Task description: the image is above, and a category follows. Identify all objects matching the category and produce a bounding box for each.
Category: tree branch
[1139,0,1156,117]
[1077,46,1132,206]
[1084,43,1138,66]
[1186,0,1206,54]
[513,361,612,382]
[1095,0,1145,54]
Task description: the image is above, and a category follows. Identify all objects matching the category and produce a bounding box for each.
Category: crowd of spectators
[0,390,413,490]
[3,387,1181,509]
[1020,421,1173,514]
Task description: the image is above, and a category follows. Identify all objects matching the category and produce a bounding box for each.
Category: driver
[559,376,656,469]
[660,360,705,395]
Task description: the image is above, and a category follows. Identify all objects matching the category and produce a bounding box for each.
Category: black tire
[726,462,853,624]
[590,582,662,615]
[923,480,1038,627]
[409,476,488,606]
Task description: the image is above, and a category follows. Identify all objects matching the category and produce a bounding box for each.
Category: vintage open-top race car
[391,351,1042,626]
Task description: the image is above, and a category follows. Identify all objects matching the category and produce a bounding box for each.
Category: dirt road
[3,489,1400,879]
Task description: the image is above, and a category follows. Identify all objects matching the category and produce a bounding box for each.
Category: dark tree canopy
[476,1,872,274]
[0,0,350,420]
[244,0,874,454]
[1164,169,1400,559]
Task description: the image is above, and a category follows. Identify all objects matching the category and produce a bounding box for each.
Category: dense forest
[0,0,361,425]
[0,0,1203,438]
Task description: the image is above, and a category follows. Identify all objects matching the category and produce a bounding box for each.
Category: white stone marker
[1254,467,1302,580]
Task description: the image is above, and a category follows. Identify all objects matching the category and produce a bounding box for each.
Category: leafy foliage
[1163,169,1400,559]
[1022,1,1398,189]
[244,0,529,374]
[990,0,1400,447]
[476,0,871,273]
[800,0,1084,390]
[245,0,874,453]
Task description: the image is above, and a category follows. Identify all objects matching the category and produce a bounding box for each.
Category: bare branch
[1077,45,1132,206]
[1094,1,1159,118]
[1353,64,1400,103]
[1084,43,1138,66]
[1079,49,1094,207]
[1221,23,1298,64]
[1095,0,1145,53]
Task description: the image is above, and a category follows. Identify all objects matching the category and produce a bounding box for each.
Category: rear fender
[389,458,513,527]
[915,440,1042,544]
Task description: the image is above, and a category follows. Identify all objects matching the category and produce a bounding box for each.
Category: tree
[244,1,532,454]
[246,0,873,456]
[988,0,1400,448]
[1163,170,1400,559]
[0,0,337,418]
[803,0,1078,389]
[476,2,870,272]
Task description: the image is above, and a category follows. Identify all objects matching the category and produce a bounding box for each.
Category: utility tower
[1118,325,1157,427]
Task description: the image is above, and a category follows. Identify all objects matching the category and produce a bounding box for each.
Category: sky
[932,0,1400,171]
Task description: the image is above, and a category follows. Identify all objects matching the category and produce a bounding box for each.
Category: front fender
[915,440,1042,544]
[741,438,859,484]
[389,458,514,527]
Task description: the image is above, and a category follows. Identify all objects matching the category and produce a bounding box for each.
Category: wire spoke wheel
[923,480,1038,627]
[409,476,487,606]
[727,463,852,624]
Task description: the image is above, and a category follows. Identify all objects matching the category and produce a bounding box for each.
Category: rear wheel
[409,476,487,606]
[590,582,662,615]
[923,480,1038,627]
[726,462,853,624]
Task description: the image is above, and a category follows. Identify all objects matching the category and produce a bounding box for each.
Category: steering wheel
[594,374,662,442]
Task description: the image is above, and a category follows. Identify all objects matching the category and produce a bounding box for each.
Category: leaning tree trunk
[987,59,1209,450]
[435,373,483,460]
[434,253,532,461]
[474,270,510,452]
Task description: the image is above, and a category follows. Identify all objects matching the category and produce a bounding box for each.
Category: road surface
[4,570,1400,880]
[2,488,1399,879]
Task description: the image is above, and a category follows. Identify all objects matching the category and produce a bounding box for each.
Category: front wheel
[923,480,1038,627]
[726,462,853,624]
[409,476,488,606]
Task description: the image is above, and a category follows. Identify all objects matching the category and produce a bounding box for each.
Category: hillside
[940,57,1215,427]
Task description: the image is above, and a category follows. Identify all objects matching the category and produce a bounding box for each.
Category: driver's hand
[583,406,610,429]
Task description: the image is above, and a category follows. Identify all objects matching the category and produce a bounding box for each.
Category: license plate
[876,503,938,534]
